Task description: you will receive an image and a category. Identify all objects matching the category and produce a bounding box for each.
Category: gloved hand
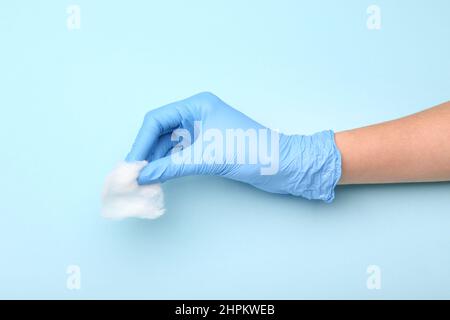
[126,92,342,202]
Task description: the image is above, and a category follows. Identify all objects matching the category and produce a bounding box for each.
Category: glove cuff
[287,130,342,202]
[317,130,342,203]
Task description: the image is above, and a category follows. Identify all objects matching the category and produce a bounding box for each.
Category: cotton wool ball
[101,161,165,220]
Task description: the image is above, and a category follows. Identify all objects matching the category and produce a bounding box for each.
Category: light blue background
[0,0,449,299]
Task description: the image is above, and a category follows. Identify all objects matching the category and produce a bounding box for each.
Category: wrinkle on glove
[287,130,342,203]
[101,161,165,220]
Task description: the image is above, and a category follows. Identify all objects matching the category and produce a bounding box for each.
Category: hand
[126,92,341,202]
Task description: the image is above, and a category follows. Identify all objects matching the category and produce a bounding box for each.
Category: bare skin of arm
[335,101,450,184]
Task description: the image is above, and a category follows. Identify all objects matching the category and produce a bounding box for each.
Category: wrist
[281,130,342,202]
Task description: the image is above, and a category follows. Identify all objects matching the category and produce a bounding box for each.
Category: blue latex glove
[126,92,342,202]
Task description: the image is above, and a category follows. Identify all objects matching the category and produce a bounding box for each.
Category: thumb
[137,146,201,184]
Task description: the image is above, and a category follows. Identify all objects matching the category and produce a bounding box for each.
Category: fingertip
[125,142,149,162]
[125,152,137,163]
[137,174,154,185]
[137,164,157,185]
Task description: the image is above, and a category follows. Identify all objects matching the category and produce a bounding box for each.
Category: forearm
[335,101,450,184]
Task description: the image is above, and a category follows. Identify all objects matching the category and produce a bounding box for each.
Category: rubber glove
[126,92,342,202]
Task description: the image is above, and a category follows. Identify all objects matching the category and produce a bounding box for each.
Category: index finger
[125,101,186,162]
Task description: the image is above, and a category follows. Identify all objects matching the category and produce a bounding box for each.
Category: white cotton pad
[101,161,165,220]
